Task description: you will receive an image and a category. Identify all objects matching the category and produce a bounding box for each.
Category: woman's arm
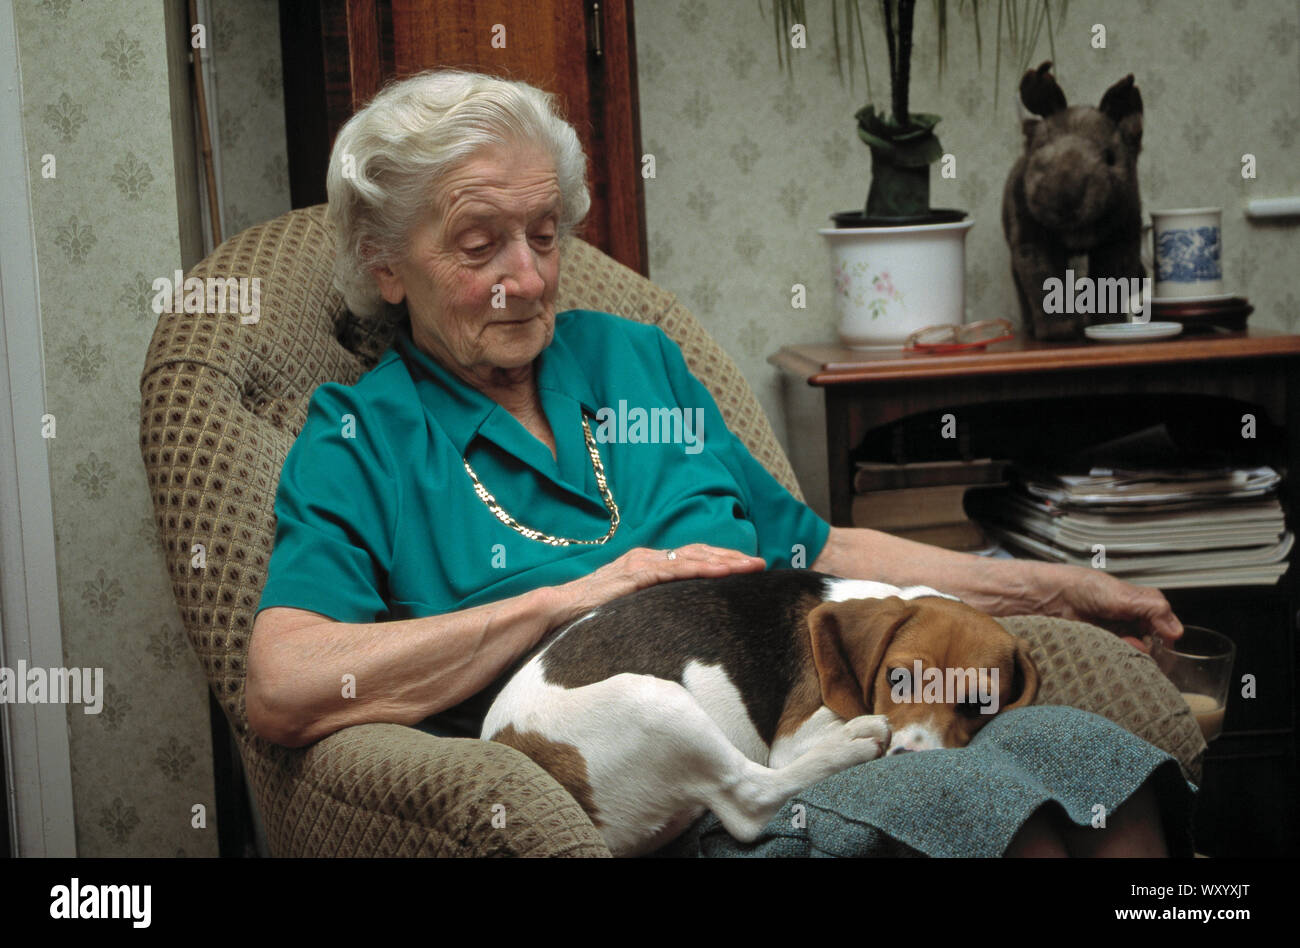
[811,524,1183,646]
[247,587,555,748]
[246,544,765,747]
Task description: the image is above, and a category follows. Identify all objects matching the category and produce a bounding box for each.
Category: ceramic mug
[1150,207,1223,298]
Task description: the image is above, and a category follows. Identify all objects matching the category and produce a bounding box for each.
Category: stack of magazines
[966,466,1292,588]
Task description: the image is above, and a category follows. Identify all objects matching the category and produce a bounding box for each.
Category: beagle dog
[481,569,1038,856]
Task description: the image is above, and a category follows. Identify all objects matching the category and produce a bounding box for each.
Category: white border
[0,0,77,857]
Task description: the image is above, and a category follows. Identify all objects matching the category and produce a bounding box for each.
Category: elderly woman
[248,69,1196,857]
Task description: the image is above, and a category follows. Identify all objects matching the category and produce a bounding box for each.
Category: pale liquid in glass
[1181,692,1225,742]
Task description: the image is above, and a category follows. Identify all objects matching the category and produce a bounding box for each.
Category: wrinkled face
[866,599,1033,754]
[372,140,563,388]
[1023,106,1134,232]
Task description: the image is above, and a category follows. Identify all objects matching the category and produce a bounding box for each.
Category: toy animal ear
[1100,74,1144,146]
[1020,60,1067,118]
[1002,639,1040,712]
[807,597,914,720]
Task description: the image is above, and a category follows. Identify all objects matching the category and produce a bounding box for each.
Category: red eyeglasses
[903,318,1016,353]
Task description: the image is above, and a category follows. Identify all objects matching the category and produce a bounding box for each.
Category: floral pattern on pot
[1156,226,1222,282]
[835,260,905,318]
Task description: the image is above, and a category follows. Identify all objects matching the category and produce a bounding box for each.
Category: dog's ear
[807,597,914,720]
[1002,638,1040,712]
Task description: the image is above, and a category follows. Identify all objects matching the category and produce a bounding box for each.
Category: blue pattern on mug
[1156,226,1222,282]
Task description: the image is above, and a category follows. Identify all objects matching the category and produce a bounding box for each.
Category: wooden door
[280,0,647,275]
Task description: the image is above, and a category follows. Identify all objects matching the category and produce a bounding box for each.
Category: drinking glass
[1150,626,1236,742]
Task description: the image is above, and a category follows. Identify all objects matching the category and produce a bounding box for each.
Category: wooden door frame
[584,0,647,273]
[324,0,648,275]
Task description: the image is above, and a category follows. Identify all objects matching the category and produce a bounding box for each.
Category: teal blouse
[257,309,830,733]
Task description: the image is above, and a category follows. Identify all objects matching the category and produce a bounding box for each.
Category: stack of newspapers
[966,465,1292,588]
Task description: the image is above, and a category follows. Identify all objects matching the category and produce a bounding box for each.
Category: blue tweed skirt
[649,705,1199,858]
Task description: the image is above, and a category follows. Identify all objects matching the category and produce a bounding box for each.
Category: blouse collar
[390,313,605,501]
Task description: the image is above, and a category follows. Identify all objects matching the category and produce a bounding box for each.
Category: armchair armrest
[241,724,611,857]
[997,615,1207,784]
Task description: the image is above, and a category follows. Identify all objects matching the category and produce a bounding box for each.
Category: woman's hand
[1028,563,1183,652]
[549,544,766,630]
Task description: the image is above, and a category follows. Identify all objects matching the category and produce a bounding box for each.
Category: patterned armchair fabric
[138,205,1203,858]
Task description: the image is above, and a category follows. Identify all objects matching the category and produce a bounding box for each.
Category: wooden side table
[769,327,1300,856]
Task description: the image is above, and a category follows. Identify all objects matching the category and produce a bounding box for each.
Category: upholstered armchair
[138,205,1206,857]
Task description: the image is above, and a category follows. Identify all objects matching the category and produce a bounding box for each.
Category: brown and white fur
[482,569,1038,856]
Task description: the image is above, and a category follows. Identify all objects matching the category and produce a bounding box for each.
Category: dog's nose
[887,745,913,756]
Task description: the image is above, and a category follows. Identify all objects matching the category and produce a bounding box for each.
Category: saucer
[1084,322,1184,342]
[1152,292,1237,305]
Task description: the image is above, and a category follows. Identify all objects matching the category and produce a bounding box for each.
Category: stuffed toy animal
[1002,61,1146,340]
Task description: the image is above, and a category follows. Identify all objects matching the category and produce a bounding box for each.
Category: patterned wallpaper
[210,0,290,236]
[12,0,289,857]
[14,0,217,856]
[634,0,1300,451]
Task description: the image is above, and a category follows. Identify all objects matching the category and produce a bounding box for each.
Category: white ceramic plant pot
[821,218,976,349]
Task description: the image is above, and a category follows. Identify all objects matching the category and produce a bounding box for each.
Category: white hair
[325,69,591,319]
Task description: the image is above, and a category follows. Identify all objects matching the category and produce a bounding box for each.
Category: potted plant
[765,0,1060,348]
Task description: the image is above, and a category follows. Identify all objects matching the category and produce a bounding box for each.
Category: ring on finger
[666,549,677,560]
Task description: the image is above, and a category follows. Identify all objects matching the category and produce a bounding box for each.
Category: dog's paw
[824,714,890,767]
[843,714,891,746]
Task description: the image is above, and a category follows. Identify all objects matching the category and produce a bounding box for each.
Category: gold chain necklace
[463,414,620,546]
